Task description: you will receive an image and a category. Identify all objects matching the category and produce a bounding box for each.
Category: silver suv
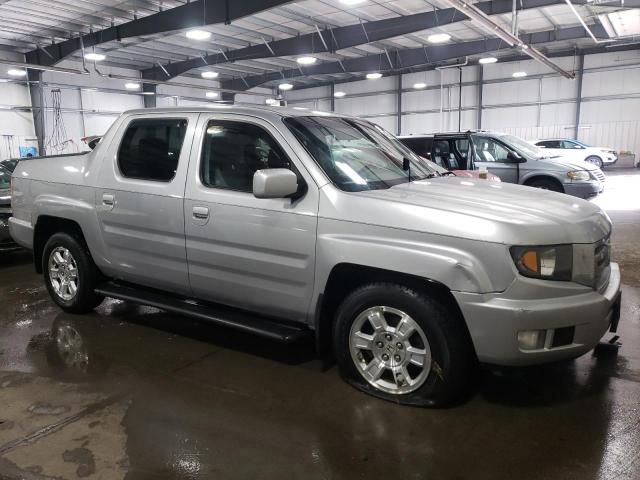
[399,131,606,198]
[10,107,621,406]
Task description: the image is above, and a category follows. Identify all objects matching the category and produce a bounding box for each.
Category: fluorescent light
[427,33,451,44]
[125,82,140,89]
[278,83,294,91]
[366,72,382,80]
[340,0,367,5]
[413,82,427,89]
[140,91,155,95]
[293,107,308,110]
[205,91,219,98]
[512,71,527,78]
[334,91,346,98]
[84,52,106,62]
[297,56,317,65]
[201,71,218,79]
[186,29,211,41]
[479,56,498,64]
[265,98,278,105]
[7,69,26,77]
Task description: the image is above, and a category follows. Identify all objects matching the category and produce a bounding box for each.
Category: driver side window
[200,120,292,192]
[473,136,510,163]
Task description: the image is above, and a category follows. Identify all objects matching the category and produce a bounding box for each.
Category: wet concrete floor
[1,170,639,480]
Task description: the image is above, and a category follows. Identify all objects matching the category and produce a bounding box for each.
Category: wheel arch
[314,263,474,362]
[523,174,564,192]
[33,216,89,273]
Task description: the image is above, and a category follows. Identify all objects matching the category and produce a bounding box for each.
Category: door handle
[192,206,209,220]
[102,194,115,207]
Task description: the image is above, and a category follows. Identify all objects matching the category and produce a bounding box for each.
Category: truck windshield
[285,116,437,191]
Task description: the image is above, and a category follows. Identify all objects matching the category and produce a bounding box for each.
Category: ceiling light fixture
[278,83,294,90]
[366,72,382,80]
[84,52,106,62]
[413,82,427,89]
[7,69,26,77]
[334,91,346,98]
[205,91,219,98]
[479,56,498,64]
[140,91,155,95]
[125,82,140,89]
[427,33,451,44]
[186,29,212,41]
[265,98,278,105]
[297,56,317,65]
[512,71,527,78]
[201,71,218,79]
[340,0,367,5]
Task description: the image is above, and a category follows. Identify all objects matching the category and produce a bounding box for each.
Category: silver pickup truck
[9,106,622,406]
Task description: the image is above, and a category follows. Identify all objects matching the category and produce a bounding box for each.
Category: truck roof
[122,104,353,121]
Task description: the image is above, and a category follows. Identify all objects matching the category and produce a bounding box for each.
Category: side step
[95,281,310,343]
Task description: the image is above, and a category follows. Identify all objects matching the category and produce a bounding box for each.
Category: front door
[184,114,319,321]
[470,135,520,184]
[96,113,198,295]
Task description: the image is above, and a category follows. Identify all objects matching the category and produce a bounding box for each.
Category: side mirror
[507,151,526,163]
[253,168,299,199]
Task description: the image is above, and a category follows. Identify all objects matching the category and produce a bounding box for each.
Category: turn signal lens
[510,245,573,281]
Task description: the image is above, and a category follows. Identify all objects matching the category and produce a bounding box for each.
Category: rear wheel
[527,177,563,193]
[333,283,475,407]
[586,155,603,169]
[43,233,104,313]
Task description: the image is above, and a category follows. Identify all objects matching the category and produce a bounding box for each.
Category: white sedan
[534,139,617,169]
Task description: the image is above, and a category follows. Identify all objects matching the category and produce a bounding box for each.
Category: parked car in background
[534,139,617,169]
[0,165,19,251]
[0,158,19,173]
[399,132,605,199]
[398,135,501,182]
[10,107,621,406]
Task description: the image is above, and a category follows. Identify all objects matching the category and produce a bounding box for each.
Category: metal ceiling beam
[25,0,295,67]
[221,24,608,91]
[142,0,581,81]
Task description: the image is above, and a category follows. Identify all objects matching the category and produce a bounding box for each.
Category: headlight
[567,170,590,182]
[510,245,573,281]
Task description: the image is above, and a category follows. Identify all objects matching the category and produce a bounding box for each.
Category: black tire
[527,177,563,193]
[586,155,603,169]
[42,232,104,313]
[333,283,475,407]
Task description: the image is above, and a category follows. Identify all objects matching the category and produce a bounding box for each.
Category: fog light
[517,330,546,351]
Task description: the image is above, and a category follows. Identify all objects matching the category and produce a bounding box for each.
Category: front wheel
[333,283,475,407]
[527,178,563,193]
[586,155,603,169]
[42,233,104,313]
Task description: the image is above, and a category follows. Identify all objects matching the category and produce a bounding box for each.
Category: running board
[95,282,310,343]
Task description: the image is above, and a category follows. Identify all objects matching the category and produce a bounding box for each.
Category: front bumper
[453,262,622,366]
[564,181,603,199]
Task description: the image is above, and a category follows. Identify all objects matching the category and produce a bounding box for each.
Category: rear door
[184,114,319,321]
[96,113,199,295]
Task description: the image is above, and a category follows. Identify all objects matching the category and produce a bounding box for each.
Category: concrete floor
[1,170,639,480]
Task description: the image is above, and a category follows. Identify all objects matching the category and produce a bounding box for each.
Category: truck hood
[324,177,611,245]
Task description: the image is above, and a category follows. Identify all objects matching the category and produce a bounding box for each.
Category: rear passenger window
[118,118,188,182]
[200,120,292,192]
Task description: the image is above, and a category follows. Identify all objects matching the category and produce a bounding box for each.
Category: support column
[330,83,335,112]
[142,83,157,108]
[458,67,462,132]
[477,65,483,130]
[27,70,45,155]
[396,74,402,135]
[574,54,584,140]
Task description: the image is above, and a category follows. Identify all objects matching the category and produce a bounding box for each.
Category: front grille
[592,170,606,182]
